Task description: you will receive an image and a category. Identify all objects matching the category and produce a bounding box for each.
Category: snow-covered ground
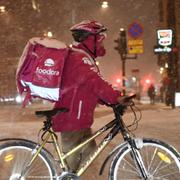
[0,103,179,179]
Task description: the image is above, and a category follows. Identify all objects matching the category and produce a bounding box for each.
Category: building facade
[158,0,180,107]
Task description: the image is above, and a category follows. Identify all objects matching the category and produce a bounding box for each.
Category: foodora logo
[36,67,59,76]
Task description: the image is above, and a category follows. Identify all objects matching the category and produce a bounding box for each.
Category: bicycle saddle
[35,108,69,118]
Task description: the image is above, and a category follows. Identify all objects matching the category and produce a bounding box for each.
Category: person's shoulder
[69,48,86,60]
[69,48,95,66]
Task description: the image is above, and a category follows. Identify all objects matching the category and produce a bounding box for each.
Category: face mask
[95,33,107,57]
[81,33,107,58]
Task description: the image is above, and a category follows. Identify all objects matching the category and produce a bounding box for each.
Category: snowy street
[0,102,180,179]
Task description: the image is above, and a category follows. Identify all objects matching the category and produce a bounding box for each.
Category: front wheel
[109,138,180,180]
[0,140,56,179]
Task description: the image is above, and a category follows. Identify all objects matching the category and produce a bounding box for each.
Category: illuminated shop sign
[157,29,173,46]
[154,29,173,53]
[154,46,172,53]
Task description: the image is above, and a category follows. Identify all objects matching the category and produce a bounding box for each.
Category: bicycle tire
[0,140,56,179]
[109,138,180,180]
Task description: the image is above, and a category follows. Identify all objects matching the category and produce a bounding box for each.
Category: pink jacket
[52,45,121,132]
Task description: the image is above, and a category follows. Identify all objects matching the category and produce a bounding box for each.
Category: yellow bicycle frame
[27,126,113,177]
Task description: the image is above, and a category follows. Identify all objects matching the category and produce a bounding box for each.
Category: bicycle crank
[9,173,25,180]
[58,172,80,180]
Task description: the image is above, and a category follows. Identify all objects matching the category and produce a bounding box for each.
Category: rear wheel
[109,138,180,180]
[0,140,56,179]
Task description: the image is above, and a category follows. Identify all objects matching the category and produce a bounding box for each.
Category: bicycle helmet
[70,20,107,42]
[70,20,107,57]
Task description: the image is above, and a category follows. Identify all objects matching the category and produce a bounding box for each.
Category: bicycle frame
[21,99,150,178]
[23,118,120,177]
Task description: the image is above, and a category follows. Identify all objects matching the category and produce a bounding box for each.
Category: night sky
[0,0,160,93]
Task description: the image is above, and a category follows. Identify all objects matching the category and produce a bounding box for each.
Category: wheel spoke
[151,152,168,175]
[119,166,139,175]
[0,141,55,180]
[156,160,176,172]
[110,139,180,180]
[144,145,150,170]
[121,156,139,173]
[156,171,179,179]
[147,146,157,172]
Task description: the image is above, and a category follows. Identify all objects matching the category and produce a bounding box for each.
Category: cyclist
[52,20,126,172]
[147,83,156,104]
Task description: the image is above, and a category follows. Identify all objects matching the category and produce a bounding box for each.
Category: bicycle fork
[129,138,150,180]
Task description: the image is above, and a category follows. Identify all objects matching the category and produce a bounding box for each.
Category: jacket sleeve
[75,61,121,104]
[89,72,121,104]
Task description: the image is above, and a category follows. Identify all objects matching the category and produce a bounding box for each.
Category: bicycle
[0,94,180,179]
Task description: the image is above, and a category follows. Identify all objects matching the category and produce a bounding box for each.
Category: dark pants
[61,128,96,172]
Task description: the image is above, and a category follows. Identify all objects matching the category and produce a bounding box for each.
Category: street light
[145,79,151,84]
[160,67,164,74]
[0,6,6,13]
[116,78,121,83]
[132,76,137,82]
[44,31,53,38]
[47,31,53,37]
[101,1,109,8]
[96,61,99,66]
[32,0,40,12]
[15,95,22,104]
[165,62,168,68]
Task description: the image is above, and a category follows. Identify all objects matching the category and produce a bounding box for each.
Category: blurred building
[0,0,93,99]
[0,1,162,102]
[0,0,73,100]
[157,0,180,107]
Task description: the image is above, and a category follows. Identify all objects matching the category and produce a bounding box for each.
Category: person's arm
[85,69,122,104]
[74,57,133,105]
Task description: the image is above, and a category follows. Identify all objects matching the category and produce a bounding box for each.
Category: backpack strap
[22,91,31,108]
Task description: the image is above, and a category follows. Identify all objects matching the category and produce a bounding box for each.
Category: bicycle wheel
[0,140,56,180]
[109,138,180,180]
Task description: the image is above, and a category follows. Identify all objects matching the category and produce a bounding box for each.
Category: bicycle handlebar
[112,94,136,116]
[122,94,136,102]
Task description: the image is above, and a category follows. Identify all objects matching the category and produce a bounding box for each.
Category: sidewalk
[0,101,174,123]
[95,101,172,114]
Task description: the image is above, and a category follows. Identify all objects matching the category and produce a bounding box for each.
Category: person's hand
[117,96,128,104]
[117,95,134,106]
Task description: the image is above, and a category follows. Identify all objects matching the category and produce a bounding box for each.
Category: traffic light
[114,28,128,95]
[114,38,120,52]
[114,29,127,59]
[119,29,127,53]
[116,78,121,83]
[145,78,151,84]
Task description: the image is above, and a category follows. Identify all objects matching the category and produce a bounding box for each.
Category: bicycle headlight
[134,138,144,149]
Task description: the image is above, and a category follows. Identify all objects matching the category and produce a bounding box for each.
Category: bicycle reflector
[4,154,14,162]
[157,152,171,164]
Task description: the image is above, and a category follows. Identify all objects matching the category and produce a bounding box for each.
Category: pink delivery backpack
[16,37,69,106]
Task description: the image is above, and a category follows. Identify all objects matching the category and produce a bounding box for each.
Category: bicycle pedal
[57,171,80,180]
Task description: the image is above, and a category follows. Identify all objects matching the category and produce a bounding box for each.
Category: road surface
[0,102,179,179]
